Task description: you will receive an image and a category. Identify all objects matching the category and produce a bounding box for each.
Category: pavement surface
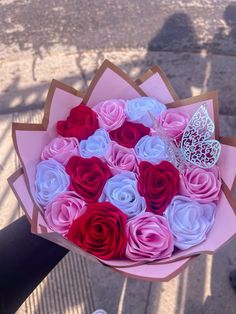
[1,1,236,314]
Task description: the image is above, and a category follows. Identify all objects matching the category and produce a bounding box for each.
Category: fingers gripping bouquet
[9,61,236,281]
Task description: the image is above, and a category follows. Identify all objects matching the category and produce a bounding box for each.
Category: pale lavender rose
[134,135,170,164]
[126,97,166,128]
[41,137,80,165]
[44,191,86,235]
[179,166,221,203]
[79,128,111,159]
[164,195,216,250]
[100,171,146,219]
[93,99,126,131]
[35,159,70,206]
[126,212,174,261]
[105,141,138,174]
[158,108,190,139]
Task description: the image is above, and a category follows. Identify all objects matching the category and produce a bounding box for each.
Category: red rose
[57,104,99,141]
[109,121,150,148]
[66,156,111,202]
[138,161,179,215]
[67,202,127,260]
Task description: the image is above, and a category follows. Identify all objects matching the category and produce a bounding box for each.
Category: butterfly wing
[181,105,221,168]
[183,140,221,168]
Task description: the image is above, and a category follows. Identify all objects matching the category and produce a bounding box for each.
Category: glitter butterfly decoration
[149,105,221,169]
[180,105,221,169]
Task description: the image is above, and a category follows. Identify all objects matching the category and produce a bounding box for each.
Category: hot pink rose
[105,141,138,174]
[158,108,190,139]
[93,99,126,131]
[126,212,174,261]
[44,191,86,235]
[41,137,80,165]
[179,165,221,203]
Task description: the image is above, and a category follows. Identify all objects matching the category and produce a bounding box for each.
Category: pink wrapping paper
[9,60,236,281]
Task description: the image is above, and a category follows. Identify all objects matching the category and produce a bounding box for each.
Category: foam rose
[179,166,221,203]
[45,191,86,235]
[126,212,174,261]
[57,104,98,141]
[126,96,166,128]
[100,171,146,219]
[158,108,190,139]
[135,135,170,164]
[105,141,138,174]
[93,99,126,131]
[35,159,70,206]
[66,156,111,203]
[41,137,80,165]
[79,128,111,159]
[109,121,150,148]
[67,202,127,260]
[138,161,179,215]
[164,195,216,250]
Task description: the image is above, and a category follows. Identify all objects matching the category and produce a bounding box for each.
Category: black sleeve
[0,216,68,314]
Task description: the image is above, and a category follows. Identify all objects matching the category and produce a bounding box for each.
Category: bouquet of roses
[9,60,236,281]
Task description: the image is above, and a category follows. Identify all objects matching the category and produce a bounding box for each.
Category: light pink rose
[158,108,190,139]
[126,212,174,261]
[93,99,126,131]
[179,165,221,203]
[44,191,86,235]
[105,141,138,174]
[41,137,80,165]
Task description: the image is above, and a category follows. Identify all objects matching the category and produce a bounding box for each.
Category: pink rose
[105,141,138,174]
[179,166,221,203]
[93,99,126,131]
[44,191,86,235]
[158,108,190,139]
[126,212,174,261]
[41,137,80,165]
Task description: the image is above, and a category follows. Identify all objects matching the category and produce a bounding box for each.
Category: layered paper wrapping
[8,60,236,281]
